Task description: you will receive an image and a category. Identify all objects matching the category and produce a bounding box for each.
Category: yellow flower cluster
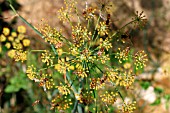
[115,71,135,87]
[50,95,72,111]
[13,50,27,62]
[99,38,112,51]
[42,74,55,90]
[97,22,109,36]
[26,65,55,91]
[72,25,91,47]
[54,58,72,74]
[107,68,118,82]
[115,47,130,63]
[56,83,70,95]
[106,68,135,87]
[134,50,148,69]
[41,50,54,66]
[97,52,110,64]
[100,91,118,105]
[76,90,94,104]
[57,0,76,22]
[83,7,96,20]
[0,26,30,62]
[90,78,106,90]
[26,65,37,80]
[0,26,30,49]
[119,101,136,113]
[38,21,63,48]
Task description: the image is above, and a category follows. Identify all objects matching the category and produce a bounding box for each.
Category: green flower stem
[9,3,58,57]
[110,20,136,38]
[66,71,83,113]
[92,16,101,40]
[38,65,55,72]
[93,63,104,74]
[87,19,90,29]
[110,81,124,102]
[72,100,78,113]
[66,71,77,94]
[66,15,73,27]
[115,87,124,102]
[73,5,81,24]
[30,50,46,52]
[9,4,44,38]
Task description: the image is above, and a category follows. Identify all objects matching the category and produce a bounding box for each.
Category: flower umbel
[134,50,148,69]
[41,50,54,66]
[119,101,136,113]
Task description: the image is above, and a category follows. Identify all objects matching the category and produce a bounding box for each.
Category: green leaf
[151,98,161,106]
[140,81,151,90]
[5,85,20,93]
[5,71,29,93]
[154,87,164,94]
[164,94,170,100]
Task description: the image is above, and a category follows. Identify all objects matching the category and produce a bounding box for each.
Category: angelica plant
[8,0,148,112]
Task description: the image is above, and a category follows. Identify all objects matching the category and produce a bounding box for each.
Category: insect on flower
[125,47,130,56]
[32,100,40,106]
[100,75,107,84]
[106,14,111,25]
[33,77,48,92]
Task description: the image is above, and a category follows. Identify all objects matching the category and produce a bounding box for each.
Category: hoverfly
[32,100,40,106]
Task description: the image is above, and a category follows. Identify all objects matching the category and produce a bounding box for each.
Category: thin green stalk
[9,3,58,57]
[38,65,55,71]
[93,62,104,74]
[30,50,46,52]
[110,20,136,38]
[92,16,101,40]
[72,100,78,113]
[74,5,81,24]
[87,19,90,29]
[9,4,44,38]
[66,71,77,94]
[66,71,83,113]
[115,87,124,102]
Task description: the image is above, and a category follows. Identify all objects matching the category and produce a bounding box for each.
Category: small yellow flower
[68,65,74,70]
[14,38,20,43]
[18,34,25,40]
[7,49,16,58]
[97,22,108,36]
[123,62,131,69]
[0,34,6,42]
[100,91,118,105]
[23,39,30,47]
[13,42,23,50]
[119,101,136,113]
[8,36,14,42]
[3,27,10,36]
[11,32,17,37]
[57,48,63,56]
[14,50,27,62]
[56,83,70,95]
[41,50,54,66]
[5,42,11,49]
[54,64,61,70]
[17,25,26,34]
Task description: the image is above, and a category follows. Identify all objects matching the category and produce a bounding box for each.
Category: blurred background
[0,0,170,113]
